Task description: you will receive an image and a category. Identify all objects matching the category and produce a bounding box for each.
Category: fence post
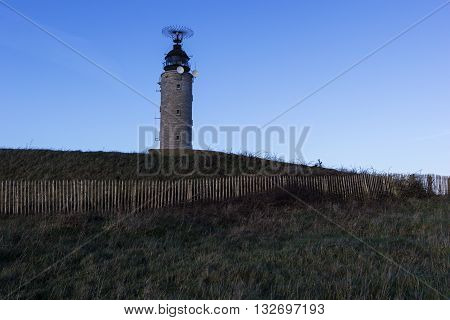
[101,180,104,214]
[4,180,7,214]
[154,180,158,208]
[141,180,145,211]
[121,180,125,213]
[132,180,136,212]
[79,180,83,213]
[160,180,167,208]
[59,180,62,213]
[122,180,126,213]
[150,180,155,209]
[65,180,69,214]
[124,180,129,213]
[6,181,9,214]
[160,179,165,207]
[22,180,25,215]
[85,180,88,213]
[164,180,169,207]
[59,180,62,214]
[169,180,173,207]
[114,180,118,213]
[22,180,30,215]
[107,180,110,213]
[0,180,3,214]
[99,180,106,213]
[188,179,192,202]
[18,180,22,215]
[158,179,162,208]
[147,180,152,209]
[127,180,130,212]
[140,180,145,210]
[13,181,17,215]
[447,176,450,196]
[157,180,162,208]
[143,180,147,210]
[78,180,82,213]
[77,180,81,213]
[17,181,21,215]
[23,180,27,215]
[427,175,433,195]
[113,180,117,213]
[41,180,44,214]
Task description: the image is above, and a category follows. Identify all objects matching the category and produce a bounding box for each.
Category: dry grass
[0,191,448,299]
[0,148,338,180]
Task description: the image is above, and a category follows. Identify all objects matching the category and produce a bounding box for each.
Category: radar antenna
[162,26,194,44]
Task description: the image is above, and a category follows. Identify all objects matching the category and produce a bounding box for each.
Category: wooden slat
[0,181,3,214]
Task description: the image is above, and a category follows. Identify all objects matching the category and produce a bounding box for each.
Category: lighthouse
[159,26,197,149]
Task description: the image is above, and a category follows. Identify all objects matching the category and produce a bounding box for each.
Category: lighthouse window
[175,135,180,141]
[176,109,180,115]
[176,84,181,90]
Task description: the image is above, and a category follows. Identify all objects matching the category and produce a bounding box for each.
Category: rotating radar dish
[162,26,194,44]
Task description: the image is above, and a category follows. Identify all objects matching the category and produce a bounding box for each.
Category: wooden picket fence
[0,174,448,215]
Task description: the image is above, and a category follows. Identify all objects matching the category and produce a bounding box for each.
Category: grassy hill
[0,148,339,180]
[1,148,446,300]
[1,190,448,299]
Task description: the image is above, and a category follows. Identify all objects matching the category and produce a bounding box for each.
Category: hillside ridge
[0,148,339,180]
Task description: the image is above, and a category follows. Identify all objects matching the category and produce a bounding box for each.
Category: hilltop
[0,148,339,180]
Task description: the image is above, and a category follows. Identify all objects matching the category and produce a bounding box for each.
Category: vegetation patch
[0,192,448,299]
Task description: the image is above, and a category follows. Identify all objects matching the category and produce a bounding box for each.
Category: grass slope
[1,192,448,299]
[0,148,338,180]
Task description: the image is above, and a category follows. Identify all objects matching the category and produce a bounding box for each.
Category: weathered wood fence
[0,174,448,215]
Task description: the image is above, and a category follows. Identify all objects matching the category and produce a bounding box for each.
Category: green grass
[0,192,448,299]
[0,148,338,180]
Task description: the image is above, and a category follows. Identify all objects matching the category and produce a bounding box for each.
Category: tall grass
[0,191,448,299]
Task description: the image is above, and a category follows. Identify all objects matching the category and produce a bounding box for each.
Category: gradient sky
[1,0,449,174]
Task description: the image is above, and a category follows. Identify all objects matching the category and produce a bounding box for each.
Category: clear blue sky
[1,0,449,174]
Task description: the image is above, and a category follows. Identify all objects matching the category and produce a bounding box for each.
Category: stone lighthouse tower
[159,26,197,149]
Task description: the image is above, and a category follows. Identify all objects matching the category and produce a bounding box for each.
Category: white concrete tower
[159,26,196,149]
